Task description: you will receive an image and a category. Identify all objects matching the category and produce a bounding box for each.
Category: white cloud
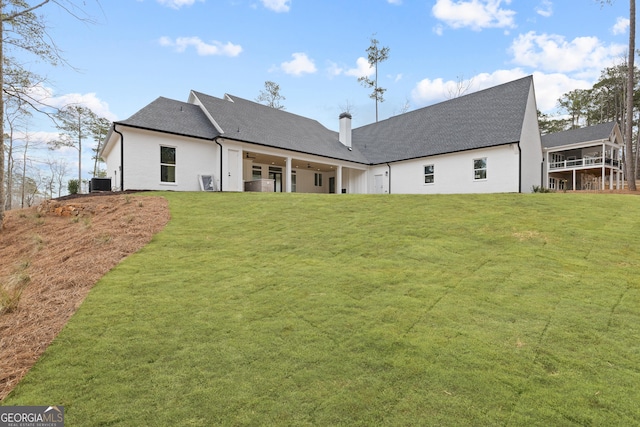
[327,61,344,77]
[432,0,516,31]
[410,68,591,113]
[411,69,526,105]
[51,93,117,121]
[159,36,242,57]
[612,17,630,35]
[345,57,374,78]
[157,0,203,9]
[388,0,402,4]
[21,130,60,145]
[530,72,591,112]
[535,0,552,17]
[261,0,290,12]
[23,84,117,121]
[280,53,317,76]
[510,31,626,75]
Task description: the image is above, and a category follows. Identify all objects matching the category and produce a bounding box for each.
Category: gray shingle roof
[541,121,616,149]
[192,91,369,163]
[352,76,534,164]
[118,97,220,140]
[114,76,535,165]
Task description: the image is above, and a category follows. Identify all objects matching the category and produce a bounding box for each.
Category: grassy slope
[3,192,640,426]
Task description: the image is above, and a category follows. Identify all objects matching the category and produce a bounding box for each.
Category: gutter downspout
[386,162,392,194]
[517,142,522,193]
[113,125,124,192]
[541,157,544,189]
[214,137,223,192]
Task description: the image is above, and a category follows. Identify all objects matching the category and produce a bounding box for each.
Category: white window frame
[473,157,487,181]
[252,165,262,180]
[160,145,176,184]
[291,170,297,192]
[314,173,323,187]
[424,164,435,184]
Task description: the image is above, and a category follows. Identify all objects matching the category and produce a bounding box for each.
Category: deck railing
[549,156,621,170]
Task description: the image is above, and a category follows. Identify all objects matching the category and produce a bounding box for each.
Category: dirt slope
[0,194,170,401]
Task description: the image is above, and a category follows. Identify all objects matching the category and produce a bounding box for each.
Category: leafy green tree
[358,35,390,123]
[256,81,286,110]
[537,110,570,135]
[557,89,593,129]
[590,64,628,126]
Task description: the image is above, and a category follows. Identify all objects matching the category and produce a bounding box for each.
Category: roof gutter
[113,124,125,191]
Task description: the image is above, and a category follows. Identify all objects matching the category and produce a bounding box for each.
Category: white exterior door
[374,174,384,194]
[227,149,240,191]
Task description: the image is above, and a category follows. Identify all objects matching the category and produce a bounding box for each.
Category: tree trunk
[5,126,13,211]
[0,4,5,228]
[21,137,28,209]
[375,62,379,123]
[626,0,637,190]
[78,114,82,193]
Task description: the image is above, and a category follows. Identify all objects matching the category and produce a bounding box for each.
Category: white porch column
[572,169,576,191]
[602,142,606,190]
[545,151,550,187]
[285,157,292,193]
[336,165,343,194]
[609,165,613,189]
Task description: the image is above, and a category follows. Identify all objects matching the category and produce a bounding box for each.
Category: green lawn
[3,192,640,426]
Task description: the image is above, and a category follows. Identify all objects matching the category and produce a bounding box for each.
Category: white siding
[369,165,390,194]
[103,133,122,191]
[294,169,328,193]
[113,128,219,191]
[387,145,520,194]
[342,168,367,194]
[519,82,543,192]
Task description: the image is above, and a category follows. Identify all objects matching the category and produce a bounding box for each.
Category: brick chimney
[339,112,352,149]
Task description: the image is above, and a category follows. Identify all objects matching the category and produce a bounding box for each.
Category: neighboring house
[100,76,542,194]
[541,122,624,191]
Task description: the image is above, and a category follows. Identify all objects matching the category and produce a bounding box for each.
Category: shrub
[68,179,80,195]
[532,185,554,193]
[0,274,31,315]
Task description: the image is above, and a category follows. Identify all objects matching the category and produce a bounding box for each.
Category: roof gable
[352,76,534,163]
[191,91,369,163]
[118,97,220,140]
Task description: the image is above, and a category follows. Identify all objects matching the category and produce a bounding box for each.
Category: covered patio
[241,150,367,194]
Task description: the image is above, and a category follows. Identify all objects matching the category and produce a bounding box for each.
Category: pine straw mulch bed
[0,193,170,401]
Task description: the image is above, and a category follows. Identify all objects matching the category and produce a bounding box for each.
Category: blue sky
[13,0,631,183]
